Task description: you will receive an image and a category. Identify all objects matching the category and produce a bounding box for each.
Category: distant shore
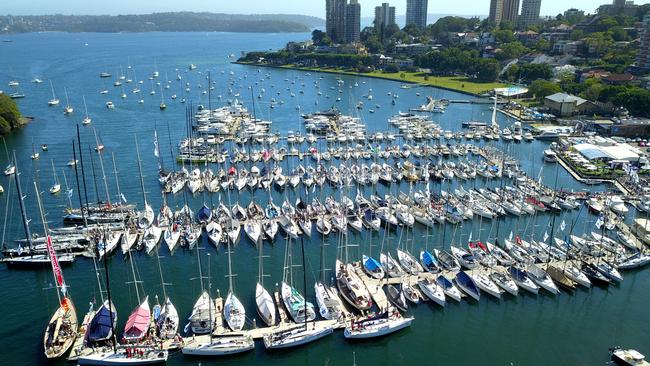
[233,61,506,97]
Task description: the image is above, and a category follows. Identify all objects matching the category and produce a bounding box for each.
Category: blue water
[0,32,648,366]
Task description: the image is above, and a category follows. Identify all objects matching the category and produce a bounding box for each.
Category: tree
[0,94,21,131]
[385,64,400,73]
[610,26,628,42]
[529,79,562,100]
[533,38,551,52]
[311,29,331,46]
[474,59,501,82]
[519,63,553,82]
[402,23,422,38]
[495,41,529,61]
[493,29,515,43]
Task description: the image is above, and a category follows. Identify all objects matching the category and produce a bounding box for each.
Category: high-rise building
[326,0,347,44]
[636,15,650,70]
[374,3,396,30]
[406,0,428,29]
[489,0,504,25]
[502,0,520,24]
[489,0,519,26]
[345,0,361,43]
[519,0,541,28]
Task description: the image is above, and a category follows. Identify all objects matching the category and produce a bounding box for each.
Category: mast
[101,227,117,352]
[93,128,111,205]
[34,181,66,304]
[72,140,87,227]
[88,146,100,204]
[76,125,90,208]
[134,136,148,206]
[111,153,125,219]
[300,235,308,331]
[13,151,34,252]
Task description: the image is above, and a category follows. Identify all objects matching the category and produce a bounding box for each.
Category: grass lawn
[273,64,506,96]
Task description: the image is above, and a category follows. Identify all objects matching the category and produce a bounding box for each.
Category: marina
[0,31,649,366]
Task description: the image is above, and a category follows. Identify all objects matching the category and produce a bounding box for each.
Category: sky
[2,0,650,17]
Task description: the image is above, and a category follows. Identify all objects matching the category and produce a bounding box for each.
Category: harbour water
[0,32,648,365]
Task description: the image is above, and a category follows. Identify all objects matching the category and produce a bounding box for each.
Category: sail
[45,235,66,292]
[124,297,150,340]
[87,301,116,342]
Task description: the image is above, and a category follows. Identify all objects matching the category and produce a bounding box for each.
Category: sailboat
[48,80,60,106]
[183,252,255,356]
[314,225,343,321]
[255,235,276,326]
[49,159,61,194]
[153,256,179,339]
[124,254,151,342]
[30,141,40,160]
[343,311,413,339]
[86,299,118,343]
[264,238,333,349]
[188,247,216,335]
[159,84,166,110]
[82,96,92,125]
[224,241,246,331]
[3,137,15,176]
[63,87,74,114]
[37,182,78,359]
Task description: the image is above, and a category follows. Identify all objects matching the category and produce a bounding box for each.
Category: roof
[573,143,640,161]
[545,93,588,105]
[573,143,611,160]
[603,73,635,82]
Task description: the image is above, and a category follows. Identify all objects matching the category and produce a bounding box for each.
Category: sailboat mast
[101,230,117,353]
[134,136,148,205]
[227,241,234,292]
[111,153,124,216]
[88,146,101,203]
[128,250,141,304]
[76,125,91,212]
[34,181,64,304]
[72,140,88,227]
[93,128,111,205]
[300,236,308,331]
[12,152,33,251]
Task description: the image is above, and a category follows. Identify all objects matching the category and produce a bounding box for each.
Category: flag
[543,231,549,242]
[153,130,160,158]
[560,220,566,232]
[121,193,127,203]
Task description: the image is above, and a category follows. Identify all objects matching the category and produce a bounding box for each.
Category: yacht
[543,149,558,163]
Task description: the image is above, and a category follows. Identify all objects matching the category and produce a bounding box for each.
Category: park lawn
[275,64,505,95]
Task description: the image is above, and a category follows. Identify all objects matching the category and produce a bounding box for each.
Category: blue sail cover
[422,251,436,266]
[87,303,116,342]
[364,256,381,271]
[196,205,212,222]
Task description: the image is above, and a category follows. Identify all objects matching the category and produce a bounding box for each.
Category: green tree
[495,41,529,61]
[474,59,501,82]
[311,29,331,46]
[519,63,553,82]
[569,29,584,41]
[0,116,10,135]
[0,94,21,130]
[493,29,515,43]
[529,79,562,100]
[610,26,628,42]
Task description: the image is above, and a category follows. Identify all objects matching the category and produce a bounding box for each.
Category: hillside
[0,12,324,33]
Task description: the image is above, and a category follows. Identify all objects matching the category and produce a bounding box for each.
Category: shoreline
[233,61,505,97]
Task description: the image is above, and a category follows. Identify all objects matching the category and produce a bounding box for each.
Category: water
[0,32,648,366]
